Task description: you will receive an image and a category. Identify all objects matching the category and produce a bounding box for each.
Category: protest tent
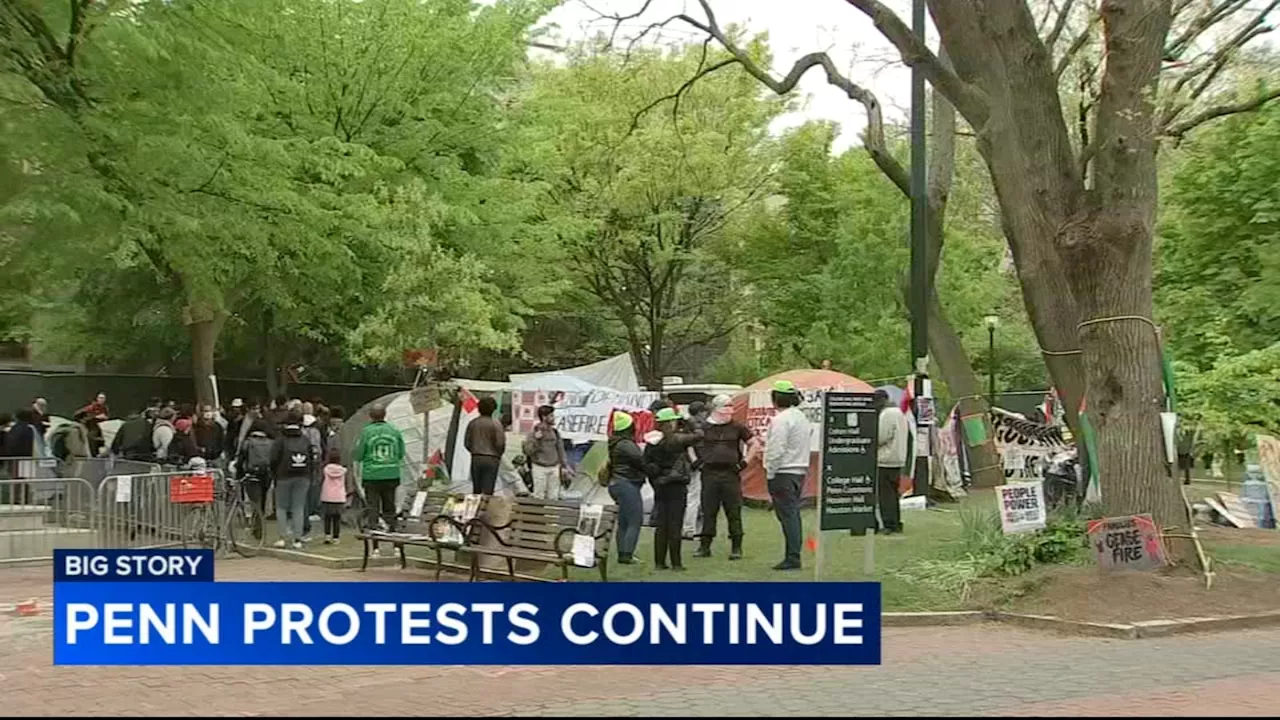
[732,369,876,503]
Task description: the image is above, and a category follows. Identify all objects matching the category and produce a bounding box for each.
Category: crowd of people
[599,382,911,572]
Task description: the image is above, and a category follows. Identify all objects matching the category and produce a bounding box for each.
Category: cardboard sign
[997,481,1046,534]
[818,392,879,533]
[1258,435,1280,530]
[1087,514,1167,571]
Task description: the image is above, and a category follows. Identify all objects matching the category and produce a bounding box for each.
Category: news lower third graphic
[52,550,882,666]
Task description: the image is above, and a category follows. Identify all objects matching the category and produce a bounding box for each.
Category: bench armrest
[465,516,519,548]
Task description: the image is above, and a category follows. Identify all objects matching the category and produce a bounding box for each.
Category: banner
[747,390,823,451]
[991,407,1071,468]
[997,481,1046,534]
[53,551,881,666]
[514,389,660,443]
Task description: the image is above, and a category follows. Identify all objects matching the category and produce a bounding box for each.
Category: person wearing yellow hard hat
[605,411,646,564]
[765,380,810,570]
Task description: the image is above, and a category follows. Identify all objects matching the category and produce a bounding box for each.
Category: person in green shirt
[353,404,406,557]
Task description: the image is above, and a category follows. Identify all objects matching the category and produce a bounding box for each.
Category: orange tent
[732,369,875,503]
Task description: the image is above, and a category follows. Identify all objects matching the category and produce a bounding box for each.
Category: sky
[528,0,921,152]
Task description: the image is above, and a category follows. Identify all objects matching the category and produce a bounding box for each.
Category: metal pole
[910,0,929,498]
[988,325,996,408]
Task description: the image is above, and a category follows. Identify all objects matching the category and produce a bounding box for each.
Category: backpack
[50,426,71,461]
[242,435,274,477]
[281,434,314,475]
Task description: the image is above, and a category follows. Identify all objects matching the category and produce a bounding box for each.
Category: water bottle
[1239,464,1275,529]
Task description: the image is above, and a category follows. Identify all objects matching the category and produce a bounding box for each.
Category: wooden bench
[464,497,618,582]
[355,491,488,580]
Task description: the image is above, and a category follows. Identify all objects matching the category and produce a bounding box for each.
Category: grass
[286,492,997,611]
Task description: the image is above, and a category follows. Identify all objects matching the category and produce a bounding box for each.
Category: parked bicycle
[182,474,264,558]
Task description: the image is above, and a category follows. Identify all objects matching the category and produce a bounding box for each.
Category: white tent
[509,352,640,392]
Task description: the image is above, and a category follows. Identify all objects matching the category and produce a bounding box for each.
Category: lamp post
[984,315,999,408]
[908,0,929,499]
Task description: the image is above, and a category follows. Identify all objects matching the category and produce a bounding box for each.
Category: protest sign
[819,392,878,533]
[997,481,1046,534]
[514,389,659,443]
[1258,435,1280,530]
[747,389,823,451]
[571,504,603,567]
[1087,514,1167,571]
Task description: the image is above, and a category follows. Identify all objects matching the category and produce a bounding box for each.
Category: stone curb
[882,611,987,627]
[985,612,1139,639]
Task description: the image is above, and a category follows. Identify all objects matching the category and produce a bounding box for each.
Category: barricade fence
[0,466,228,564]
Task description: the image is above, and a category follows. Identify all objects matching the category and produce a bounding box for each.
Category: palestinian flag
[1079,397,1101,501]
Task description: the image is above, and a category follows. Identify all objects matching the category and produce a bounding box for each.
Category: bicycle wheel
[226,498,265,556]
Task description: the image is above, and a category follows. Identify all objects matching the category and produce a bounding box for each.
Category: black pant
[653,483,688,568]
[364,482,398,549]
[878,466,902,532]
[699,467,743,540]
[768,472,804,562]
[471,455,500,495]
[1177,453,1193,485]
[322,502,343,538]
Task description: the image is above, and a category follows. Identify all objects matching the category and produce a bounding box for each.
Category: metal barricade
[97,469,226,551]
[0,476,97,565]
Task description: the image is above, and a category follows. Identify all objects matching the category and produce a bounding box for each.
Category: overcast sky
[530,0,922,152]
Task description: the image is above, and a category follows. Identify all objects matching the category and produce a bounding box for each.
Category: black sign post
[819,392,880,533]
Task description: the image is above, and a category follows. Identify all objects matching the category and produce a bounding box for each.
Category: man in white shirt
[764,380,811,570]
[874,389,910,534]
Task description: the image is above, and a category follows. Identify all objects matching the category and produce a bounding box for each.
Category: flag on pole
[449,388,481,493]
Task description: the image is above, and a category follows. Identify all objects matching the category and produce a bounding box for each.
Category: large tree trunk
[1058,0,1185,539]
[185,301,227,409]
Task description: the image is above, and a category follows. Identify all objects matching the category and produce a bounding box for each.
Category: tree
[517,43,785,388]
[611,0,1280,547]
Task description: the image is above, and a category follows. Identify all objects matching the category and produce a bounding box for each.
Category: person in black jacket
[695,394,753,560]
[111,407,156,462]
[269,412,316,550]
[644,407,702,571]
[605,412,647,565]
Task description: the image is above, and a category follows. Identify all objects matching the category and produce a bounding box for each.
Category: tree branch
[1164,86,1280,137]
[1045,0,1078,51]
[839,0,989,124]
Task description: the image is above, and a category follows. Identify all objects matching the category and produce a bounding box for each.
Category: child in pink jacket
[320,447,349,544]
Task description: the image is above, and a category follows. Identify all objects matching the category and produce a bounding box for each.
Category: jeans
[303,471,321,536]
[608,480,644,559]
[471,455,500,495]
[364,482,398,550]
[274,476,309,541]
[700,467,743,540]
[653,483,688,568]
[768,472,805,562]
[877,466,902,532]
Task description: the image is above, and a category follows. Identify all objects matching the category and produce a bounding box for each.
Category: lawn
[289,492,996,611]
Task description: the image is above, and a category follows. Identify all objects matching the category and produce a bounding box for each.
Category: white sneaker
[291,541,304,550]
[372,548,382,558]
[272,539,286,549]
[299,535,313,543]
[309,514,321,522]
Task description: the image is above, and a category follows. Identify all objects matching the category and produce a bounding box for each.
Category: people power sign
[1087,514,1168,571]
[819,392,879,533]
[996,481,1046,534]
[514,389,659,443]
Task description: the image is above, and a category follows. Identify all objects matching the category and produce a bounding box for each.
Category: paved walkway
[3,558,1278,716]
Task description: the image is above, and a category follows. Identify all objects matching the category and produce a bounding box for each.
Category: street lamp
[984,315,999,408]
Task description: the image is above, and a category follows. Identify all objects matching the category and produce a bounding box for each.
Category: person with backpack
[643,407,702,571]
[300,411,324,541]
[111,406,155,462]
[353,404,405,558]
[152,408,177,465]
[50,411,92,463]
[694,394,753,560]
[236,420,275,520]
[170,418,200,466]
[269,412,316,549]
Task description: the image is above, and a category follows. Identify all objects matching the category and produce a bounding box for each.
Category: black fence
[0,371,408,417]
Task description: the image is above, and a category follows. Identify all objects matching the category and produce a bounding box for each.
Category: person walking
[606,412,646,565]
[269,412,316,549]
[522,405,566,501]
[319,447,350,544]
[764,380,811,571]
[299,411,324,541]
[694,394,752,560]
[874,389,909,535]
[465,396,506,495]
[353,404,405,558]
[1176,421,1200,486]
[194,405,225,463]
[644,407,701,571]
[235,420,275,525]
